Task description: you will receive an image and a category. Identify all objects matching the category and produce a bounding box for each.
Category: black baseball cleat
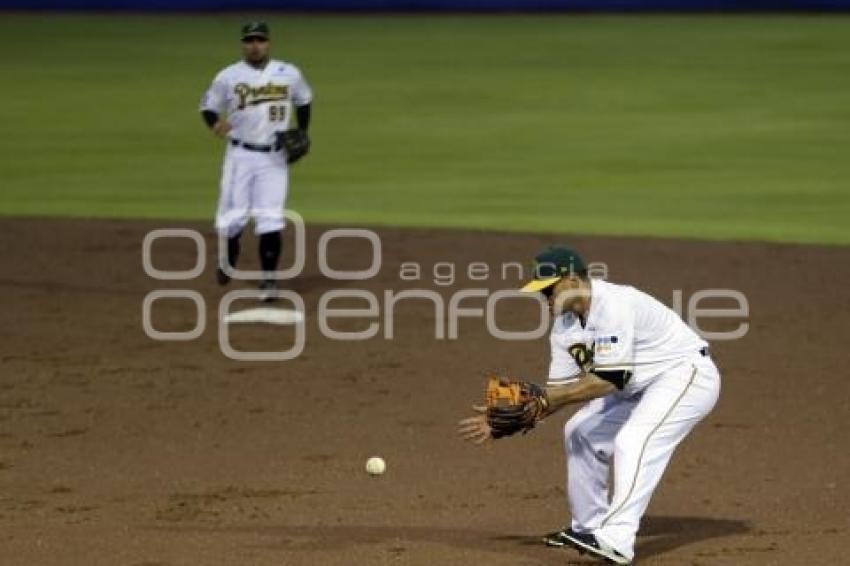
[258,279,279,302]
[561,530,632,565]
[216,266,231,286]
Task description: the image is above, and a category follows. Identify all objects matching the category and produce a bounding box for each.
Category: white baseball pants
[564,354,721,561]
[215,144,289,237]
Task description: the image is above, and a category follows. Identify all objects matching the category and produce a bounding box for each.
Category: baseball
[365,456,386,476]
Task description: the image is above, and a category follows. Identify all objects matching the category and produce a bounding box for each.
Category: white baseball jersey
[200,59,312,145]
[547,279,707,392]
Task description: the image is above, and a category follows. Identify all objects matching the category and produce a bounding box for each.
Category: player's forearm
[296,104,311,132]
[543,375,616,416]
[201,110,232,138]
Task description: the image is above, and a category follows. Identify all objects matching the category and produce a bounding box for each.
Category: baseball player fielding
[199,21,313,302]
[459,246,721,565]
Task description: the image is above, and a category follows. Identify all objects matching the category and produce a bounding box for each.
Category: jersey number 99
[268,105,287,122]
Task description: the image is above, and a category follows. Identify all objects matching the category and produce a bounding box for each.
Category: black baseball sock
[225,232,241,270]
[259,230,282,277]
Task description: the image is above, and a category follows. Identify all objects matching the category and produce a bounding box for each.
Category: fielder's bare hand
[457,405,492,445]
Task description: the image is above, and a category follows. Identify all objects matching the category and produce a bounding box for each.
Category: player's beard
[246,54,269,68]
[244,45,270,68]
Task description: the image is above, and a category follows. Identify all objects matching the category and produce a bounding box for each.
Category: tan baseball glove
[484,376,550,439]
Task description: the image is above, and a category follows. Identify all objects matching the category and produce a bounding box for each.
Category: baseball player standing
[199,22,313,301]
[458,246,721,565]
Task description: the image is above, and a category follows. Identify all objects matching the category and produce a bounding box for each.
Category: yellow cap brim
[520,277,560,293]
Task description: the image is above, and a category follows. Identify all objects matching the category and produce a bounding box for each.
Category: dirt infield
[0,217,847,566]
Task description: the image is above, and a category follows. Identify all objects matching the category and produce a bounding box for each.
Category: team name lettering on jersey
[234,82,289,109]
[568,343,594,372]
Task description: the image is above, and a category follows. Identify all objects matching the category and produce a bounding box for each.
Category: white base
[223,307,304,325]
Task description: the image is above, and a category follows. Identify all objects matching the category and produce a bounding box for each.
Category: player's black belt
[699,347,710,357]
[230,139,279,152]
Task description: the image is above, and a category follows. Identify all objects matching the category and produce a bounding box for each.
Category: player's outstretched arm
[543,373,616,417]
[457,374,615,445]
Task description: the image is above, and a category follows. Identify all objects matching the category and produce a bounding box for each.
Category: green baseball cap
[520,246,587,293]
[241,21,270,40]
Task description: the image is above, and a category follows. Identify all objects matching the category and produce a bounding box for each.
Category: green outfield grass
[0,14,848,244]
